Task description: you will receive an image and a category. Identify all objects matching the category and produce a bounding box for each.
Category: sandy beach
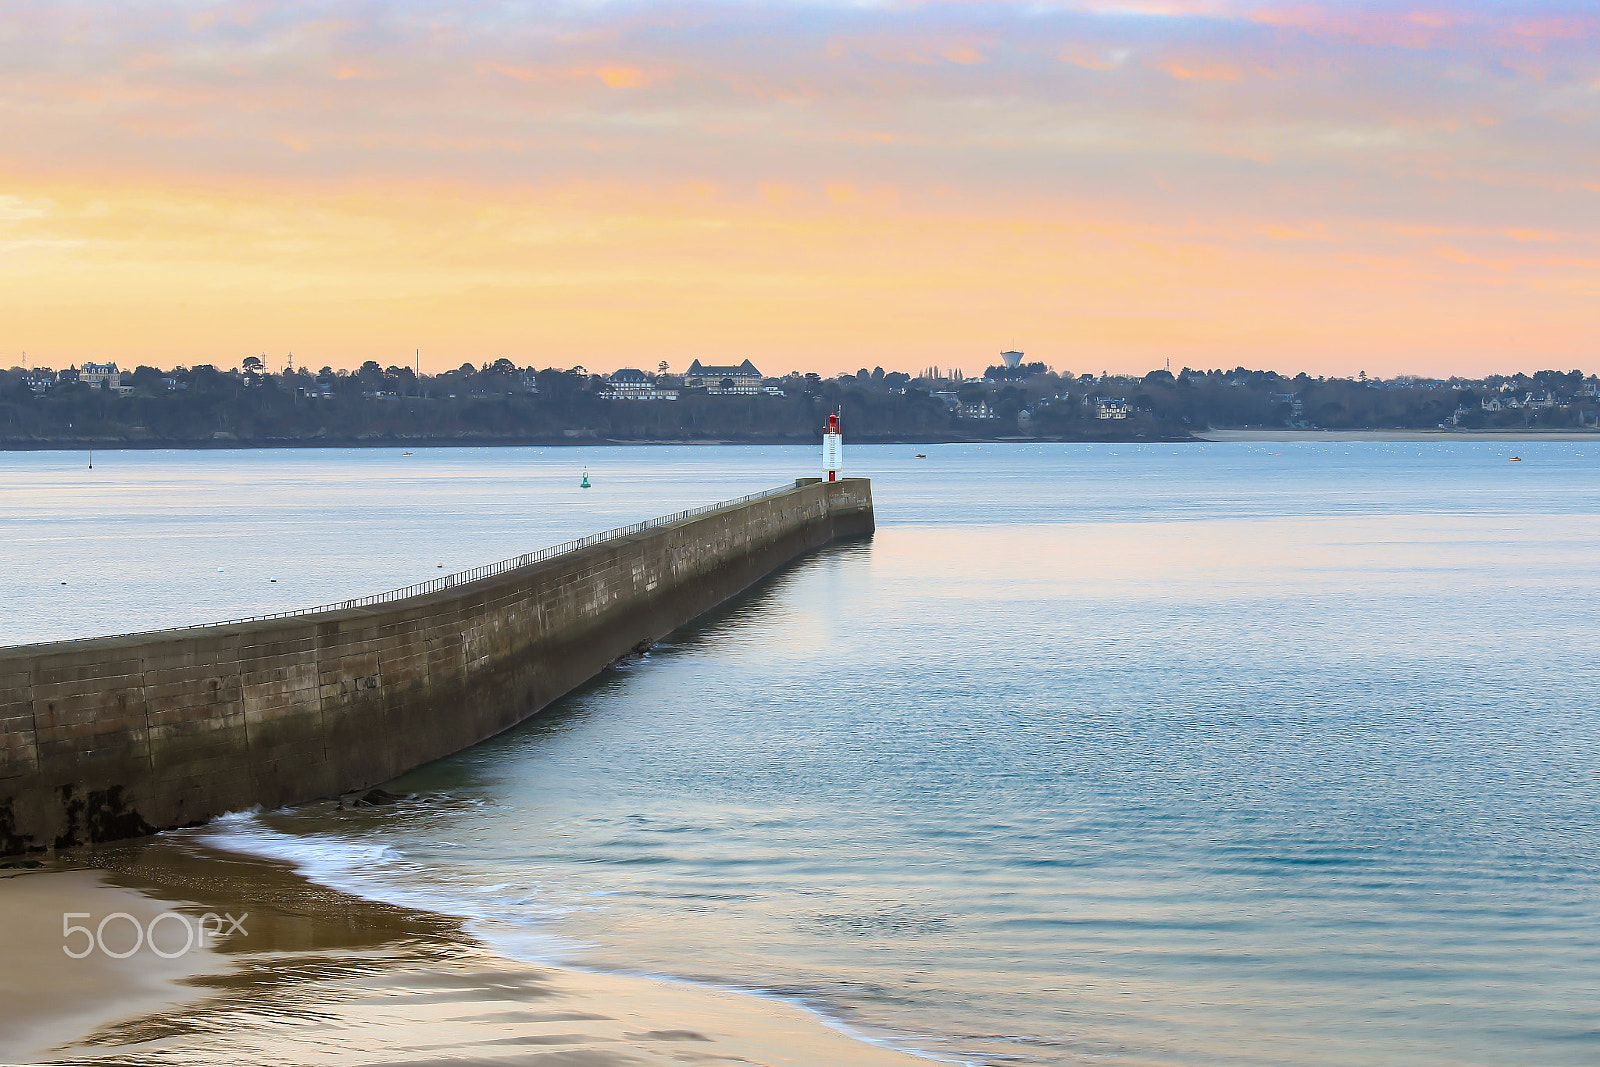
[0,840,933,1067]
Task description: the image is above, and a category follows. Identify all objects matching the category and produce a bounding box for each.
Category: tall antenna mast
[416,348,421,374]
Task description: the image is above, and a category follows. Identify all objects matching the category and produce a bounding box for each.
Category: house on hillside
[80,362,133,396]
[600,368,678,401]
[684,359,762,393]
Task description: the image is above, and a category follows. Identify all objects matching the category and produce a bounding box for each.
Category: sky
[1,1,1597,379]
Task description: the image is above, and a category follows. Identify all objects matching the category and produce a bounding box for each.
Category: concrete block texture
[0,478,872,855]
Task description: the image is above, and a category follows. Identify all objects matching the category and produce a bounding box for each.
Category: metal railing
[87,481,804,642]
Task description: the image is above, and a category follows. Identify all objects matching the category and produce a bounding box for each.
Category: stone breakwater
[0,478,873,855]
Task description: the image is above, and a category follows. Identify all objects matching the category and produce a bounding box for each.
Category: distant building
[959,400,998,419]
[600,368,678,401]
[1092,397,1130,420]
[685,359,762,393]
[1000,350,1024,369]
[80,362,116,388]
[80,362,133,395]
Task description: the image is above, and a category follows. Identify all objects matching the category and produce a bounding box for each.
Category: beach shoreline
[0,838,936,1067]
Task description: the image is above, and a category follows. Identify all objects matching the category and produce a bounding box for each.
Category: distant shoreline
[3,427,1596,452]
[1198,428,1600,442]
[0,432,1192,452]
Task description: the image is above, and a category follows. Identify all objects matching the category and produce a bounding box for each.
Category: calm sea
[5,442,1599,1066]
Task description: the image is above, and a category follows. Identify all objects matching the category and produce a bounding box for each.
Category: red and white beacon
[823,412,843,482]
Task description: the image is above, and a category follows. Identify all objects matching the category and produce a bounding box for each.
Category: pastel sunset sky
[2,1,1597,377]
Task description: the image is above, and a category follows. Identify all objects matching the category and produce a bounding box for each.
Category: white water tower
[823,412,842,481]
[1001,350,1024,369]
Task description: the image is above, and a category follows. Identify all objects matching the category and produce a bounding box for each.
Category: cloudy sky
[2,0,1597,376]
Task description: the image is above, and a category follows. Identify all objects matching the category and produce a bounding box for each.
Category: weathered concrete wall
[0,478,872,855]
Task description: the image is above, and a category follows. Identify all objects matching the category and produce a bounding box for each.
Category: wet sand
[0,840,932,1067]
[0,867,222,1061]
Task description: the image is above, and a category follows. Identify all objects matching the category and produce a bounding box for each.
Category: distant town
[2,352,1597,447]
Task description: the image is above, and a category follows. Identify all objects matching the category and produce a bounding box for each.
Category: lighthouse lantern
[823,412,843,481]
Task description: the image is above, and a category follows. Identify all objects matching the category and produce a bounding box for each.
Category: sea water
[5,442,1598,1065]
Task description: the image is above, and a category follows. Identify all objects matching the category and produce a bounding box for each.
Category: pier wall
[0,478,872,854]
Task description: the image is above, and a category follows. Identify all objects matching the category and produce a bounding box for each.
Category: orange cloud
[759,182,798,206]
[475,61,650,88]
[1257,222,1333,242]
[596,66,648,89]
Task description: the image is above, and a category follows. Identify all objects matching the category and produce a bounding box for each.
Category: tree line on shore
[1,358,1596,446]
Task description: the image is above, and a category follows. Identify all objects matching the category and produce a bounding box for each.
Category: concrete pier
[0,478,873,855]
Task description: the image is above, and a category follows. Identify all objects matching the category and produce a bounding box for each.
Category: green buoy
[580,469,591,488]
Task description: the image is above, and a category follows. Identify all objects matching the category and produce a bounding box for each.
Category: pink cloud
[1156,59,1244,81]
[941,45,986,65]
[1511,16,1596,41]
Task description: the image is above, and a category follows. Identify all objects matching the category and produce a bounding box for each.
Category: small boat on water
[1510,456,1522,462]
[402,451,414,456]
[915,454,927,459]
